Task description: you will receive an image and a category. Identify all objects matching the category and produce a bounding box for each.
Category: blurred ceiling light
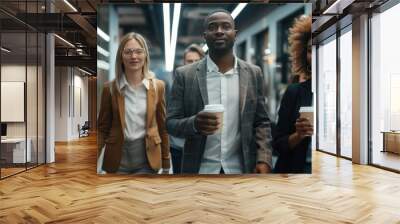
[63,0,78,12]
[97,27,110,42]
[231,3,248,19]
[78,67,92,76]
[167,3,181,72]
[54,34,75,48]
[98,60,110,70]
[163,3,171,72]
[264,48,271,55]
[76,49,84,55]
[97,45,110,57]
[1,47,11,53]
[323,0,344,14]
[202,3,248,53]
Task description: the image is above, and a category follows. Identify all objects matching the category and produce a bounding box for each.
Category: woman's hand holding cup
[295,106,314,138]
[295,117,313,138]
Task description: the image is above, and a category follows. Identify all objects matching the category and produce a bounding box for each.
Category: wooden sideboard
[382,131,400,154]
[0,138,32,166]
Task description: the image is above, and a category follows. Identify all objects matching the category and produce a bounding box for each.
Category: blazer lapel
[146,79,156,132]
[196,58,208,106]
[238,60,248,116]
[113,80,126,131]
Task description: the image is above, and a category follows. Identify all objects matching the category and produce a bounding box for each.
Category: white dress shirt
[199,55,242,174]
[118,74,150,142]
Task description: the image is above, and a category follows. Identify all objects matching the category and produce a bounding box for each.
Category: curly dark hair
[289,15,311,79]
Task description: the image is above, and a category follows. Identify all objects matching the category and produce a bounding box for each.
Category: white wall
[55,67,89,141]
[55,66,68,141]
[72,73,89,138]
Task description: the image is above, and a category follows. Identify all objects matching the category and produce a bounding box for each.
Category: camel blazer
[98,78,170,173]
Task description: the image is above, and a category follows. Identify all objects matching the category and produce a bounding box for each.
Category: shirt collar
[118,73,151,91]
[206,54,238,75]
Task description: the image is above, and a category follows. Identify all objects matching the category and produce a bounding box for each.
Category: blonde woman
[98,32,170,174]
[272,15,312,173]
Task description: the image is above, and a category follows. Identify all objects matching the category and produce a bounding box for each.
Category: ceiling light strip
[1,47,11,53]
[231,3,247,19]
[167,3,181,72]
[97,45,110,57]
[97,27,110,42]
[323,0,350,14]
[78,67,93,76]
[54,34,75,48]
[163,3,171,71]
[98,60,110,71]
[63,0,78,12]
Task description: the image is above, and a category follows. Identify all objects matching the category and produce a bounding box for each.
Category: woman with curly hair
[273,15,313,173]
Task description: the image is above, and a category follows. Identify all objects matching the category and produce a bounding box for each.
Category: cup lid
[299,106,313,113]
[204,104,224,112]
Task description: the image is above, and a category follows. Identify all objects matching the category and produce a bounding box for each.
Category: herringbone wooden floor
[1,135,400,224]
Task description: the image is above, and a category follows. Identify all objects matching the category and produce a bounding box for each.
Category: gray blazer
[166,57,273,173]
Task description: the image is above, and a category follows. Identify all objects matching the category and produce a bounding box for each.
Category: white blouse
[118,74,150,142]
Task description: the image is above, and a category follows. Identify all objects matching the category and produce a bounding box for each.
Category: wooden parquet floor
[1,134,400,223]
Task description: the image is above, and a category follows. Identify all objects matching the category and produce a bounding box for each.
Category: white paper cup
[299,106,314,136]
[203,104,224,133]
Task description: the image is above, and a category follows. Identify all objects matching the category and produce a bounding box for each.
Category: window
[0,1,47,179]
[339,27,352,158]
[317,35,337,154]
[370,3,400,171]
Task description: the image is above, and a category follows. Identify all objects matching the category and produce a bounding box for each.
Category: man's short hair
[203,9,235,30]
[183,44,205,59]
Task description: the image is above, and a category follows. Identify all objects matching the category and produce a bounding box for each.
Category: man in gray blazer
[166,9,273,174]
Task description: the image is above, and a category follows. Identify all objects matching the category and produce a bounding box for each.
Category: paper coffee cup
[299,106,314,124]
[299,106,314,135]
[203,104,224,133]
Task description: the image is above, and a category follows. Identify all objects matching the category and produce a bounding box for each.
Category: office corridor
[0,135,399,223]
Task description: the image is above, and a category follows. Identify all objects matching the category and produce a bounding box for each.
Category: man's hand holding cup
[194,104,224,136]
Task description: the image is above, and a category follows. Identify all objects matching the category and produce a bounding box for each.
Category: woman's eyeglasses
[123,48,145,56]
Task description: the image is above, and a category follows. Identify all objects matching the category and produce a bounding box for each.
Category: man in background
[183,44,205,65]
